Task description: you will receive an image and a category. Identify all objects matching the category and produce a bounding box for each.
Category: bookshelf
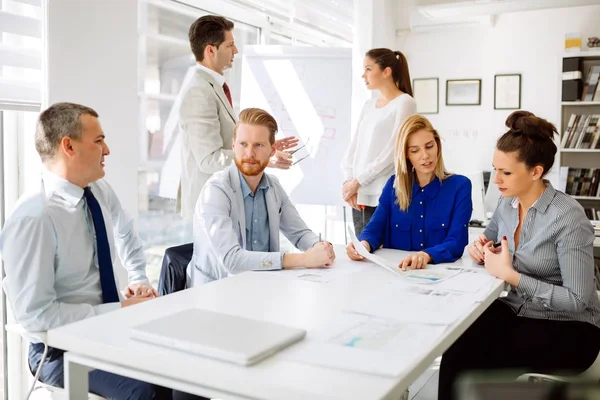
[560,50,600,225]
[562,101,600,106]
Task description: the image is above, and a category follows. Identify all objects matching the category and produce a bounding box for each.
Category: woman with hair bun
[341,48,416,235]
[439,110,600,400]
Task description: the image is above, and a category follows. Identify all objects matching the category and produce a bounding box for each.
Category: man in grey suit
[188,108,336,285]
[178,15,297,219]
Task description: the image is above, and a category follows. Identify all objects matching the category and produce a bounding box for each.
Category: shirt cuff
[355,172,372,187]
[423,248,439,264]
[257,252,283,271]
[358,231,378,253]
[516,274,539,299]
[93,302,121,316]
[127,277,150,285]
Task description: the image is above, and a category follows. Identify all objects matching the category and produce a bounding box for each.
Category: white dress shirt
[341,94,416,207]
[0,170,149,334]
[196,63,225,87]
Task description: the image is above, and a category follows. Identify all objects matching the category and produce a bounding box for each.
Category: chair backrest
[157,243,193,296]
[484,170,502,219]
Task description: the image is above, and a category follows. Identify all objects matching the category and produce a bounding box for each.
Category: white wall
[45,0,139,218]
[401,4,600,176]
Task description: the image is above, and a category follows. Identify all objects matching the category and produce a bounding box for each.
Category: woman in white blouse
[341,48,417,234]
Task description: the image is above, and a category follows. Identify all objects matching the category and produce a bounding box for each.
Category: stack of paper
[431,268,498,294]
[263,261,367,283]
[346,284,478,325]
[280,312,447,377]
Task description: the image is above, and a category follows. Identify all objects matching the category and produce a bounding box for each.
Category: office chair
[2,280,106,400]
[5,324,107,400]
[158,242,193,295]
[516,291,600,384]
[516,351,600,384]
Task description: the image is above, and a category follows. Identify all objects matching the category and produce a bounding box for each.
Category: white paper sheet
[279,312,447,377]
[348,228,462,283]
[346,284,478,325]
[430,268,498,293]
[268,261,367,283]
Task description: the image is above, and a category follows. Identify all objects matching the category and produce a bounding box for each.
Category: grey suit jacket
[187,163,319,286]
[177,67,237,219]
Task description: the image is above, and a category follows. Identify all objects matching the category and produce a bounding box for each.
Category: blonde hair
[393,115,451,211]
[234,108,278,145]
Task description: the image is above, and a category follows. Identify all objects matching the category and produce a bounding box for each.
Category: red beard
[235,157,269,176]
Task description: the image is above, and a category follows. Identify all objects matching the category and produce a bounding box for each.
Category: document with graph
[348,227,461,283]
[280,312,446,377]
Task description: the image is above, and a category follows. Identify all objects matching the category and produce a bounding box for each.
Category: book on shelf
[561,113,600,149]
[565,168,600,198]
[594,78,600,102]
[582,65,600,101]
[590,218,600,236]
[585,208,600,220]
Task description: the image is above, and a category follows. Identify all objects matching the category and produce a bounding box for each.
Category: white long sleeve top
[341,93,416,207]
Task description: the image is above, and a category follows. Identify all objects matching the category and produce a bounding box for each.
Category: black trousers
[439,299,600,400]
[352,206,377,236]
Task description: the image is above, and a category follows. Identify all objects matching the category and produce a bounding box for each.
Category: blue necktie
[83,187,119,303]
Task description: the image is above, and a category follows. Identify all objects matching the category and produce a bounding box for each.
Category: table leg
[64,353,91,399]
[399,389,409,400]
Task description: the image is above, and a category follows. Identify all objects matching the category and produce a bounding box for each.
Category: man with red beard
[187,108,335,285]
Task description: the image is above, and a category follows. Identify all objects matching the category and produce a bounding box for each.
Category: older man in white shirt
[0,102,204,400]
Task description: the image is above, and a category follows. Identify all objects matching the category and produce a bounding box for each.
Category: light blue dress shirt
[239,171,270,252]
[0,170,149,334]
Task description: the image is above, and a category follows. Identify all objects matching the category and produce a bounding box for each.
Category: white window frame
[0,105,42,400]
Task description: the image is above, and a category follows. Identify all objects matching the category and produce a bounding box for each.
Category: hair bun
[505,110,556,140]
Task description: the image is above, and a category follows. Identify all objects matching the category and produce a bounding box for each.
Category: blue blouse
[359,174,472,263]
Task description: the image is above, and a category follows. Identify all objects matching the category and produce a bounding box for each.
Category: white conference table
[48,245,504,400]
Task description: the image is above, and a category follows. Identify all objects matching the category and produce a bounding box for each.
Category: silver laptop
[130,308,306,366]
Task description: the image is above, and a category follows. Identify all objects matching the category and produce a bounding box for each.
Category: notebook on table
[130,308,306,366]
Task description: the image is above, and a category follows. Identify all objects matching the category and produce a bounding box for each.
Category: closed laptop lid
[130,308,306,366]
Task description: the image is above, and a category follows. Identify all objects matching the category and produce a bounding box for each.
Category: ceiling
[411,0,600,30]
[228,0,354,42]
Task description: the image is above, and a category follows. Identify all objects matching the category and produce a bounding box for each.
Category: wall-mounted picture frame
[412,78,439,114]
[446,79,482,106]
[494,74,521,110]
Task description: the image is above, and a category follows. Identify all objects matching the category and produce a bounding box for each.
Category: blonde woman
[346,115,472,269]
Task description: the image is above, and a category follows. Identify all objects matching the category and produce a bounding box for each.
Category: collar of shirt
[411,176,442,200]
[509,180,555,213]
[238,170,269,199]
[42,169,85,207]
[196,63,226,87]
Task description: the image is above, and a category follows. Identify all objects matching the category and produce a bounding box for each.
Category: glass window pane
[1,108,40,400]
[139,4,261,286]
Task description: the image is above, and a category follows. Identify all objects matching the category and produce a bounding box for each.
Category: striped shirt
[484,181,600,328]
